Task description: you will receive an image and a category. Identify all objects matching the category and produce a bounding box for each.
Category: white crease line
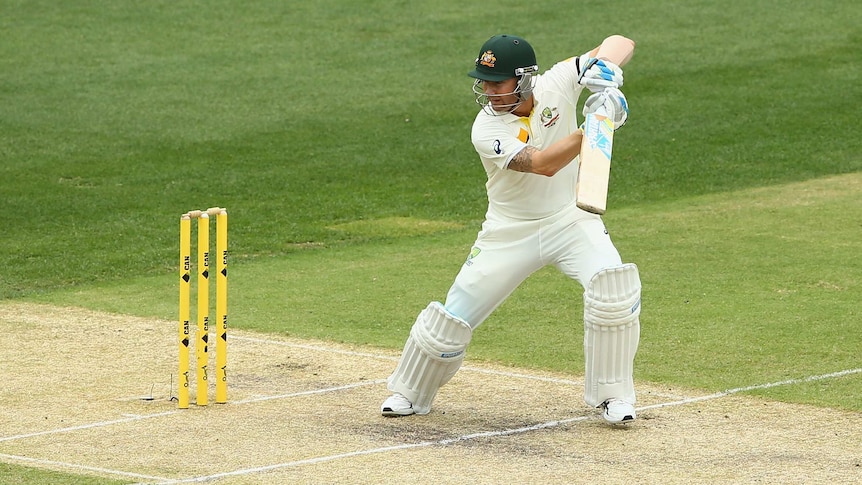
[235,379,387,404]
[638,367,862,412]
[0,411,178,443]
[231,335,393,360]
[0,452,171,482]
[143,367,862,484]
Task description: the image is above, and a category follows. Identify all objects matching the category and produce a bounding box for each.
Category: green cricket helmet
[469,34,539,114]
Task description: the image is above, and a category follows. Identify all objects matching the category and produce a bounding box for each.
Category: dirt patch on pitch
[1,303,860,484]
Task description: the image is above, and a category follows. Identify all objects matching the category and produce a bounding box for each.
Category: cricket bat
[575,105,615,215]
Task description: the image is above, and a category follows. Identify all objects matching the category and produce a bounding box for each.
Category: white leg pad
[387,302,473,414]
[583,263,641,407]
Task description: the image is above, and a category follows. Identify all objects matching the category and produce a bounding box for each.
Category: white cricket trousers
[444,202,623,329]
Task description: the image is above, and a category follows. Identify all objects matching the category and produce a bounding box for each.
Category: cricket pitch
[1,303,860,484]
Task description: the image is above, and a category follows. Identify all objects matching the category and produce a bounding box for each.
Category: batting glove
[583,87,629,130]
[577,55,624,93]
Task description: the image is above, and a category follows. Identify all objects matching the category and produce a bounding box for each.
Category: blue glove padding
[578,56,624,93]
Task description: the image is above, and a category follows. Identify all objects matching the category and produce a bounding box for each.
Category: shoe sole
[603,413,635,424]
[382,409,414,417]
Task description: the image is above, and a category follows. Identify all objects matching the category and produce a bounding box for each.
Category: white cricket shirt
[470,57,586,222]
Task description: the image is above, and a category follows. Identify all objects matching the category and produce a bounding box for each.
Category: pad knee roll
[583,263,641,407]
[387,302,472,414]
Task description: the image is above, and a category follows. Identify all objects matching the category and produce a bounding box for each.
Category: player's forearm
[508,131,583,176]
[589,35,635,67]
[536,131,584,175]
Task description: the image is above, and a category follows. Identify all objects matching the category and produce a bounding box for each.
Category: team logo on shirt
[493,139,502,154]
[540,106,560,127]
[465,247,482,266]
[479,50,496,68]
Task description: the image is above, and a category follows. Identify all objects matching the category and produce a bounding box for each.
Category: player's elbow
[600,35,636,66]
[606,34,635,48]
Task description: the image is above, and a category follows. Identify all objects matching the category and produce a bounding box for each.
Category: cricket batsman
[381,33,640,424]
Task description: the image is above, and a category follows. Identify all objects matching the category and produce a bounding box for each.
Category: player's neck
[512,96,534,117]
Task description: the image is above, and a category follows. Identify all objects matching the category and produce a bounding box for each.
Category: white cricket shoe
[601,398,636,424]
[381,393,415,417]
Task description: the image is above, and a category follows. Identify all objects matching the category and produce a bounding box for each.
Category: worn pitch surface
[1,303,860,484]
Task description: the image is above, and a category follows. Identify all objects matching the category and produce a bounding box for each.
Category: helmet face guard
[472,65,538,115]
[468,35,538,115]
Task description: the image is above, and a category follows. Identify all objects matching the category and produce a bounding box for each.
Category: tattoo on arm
[507,146,538,173]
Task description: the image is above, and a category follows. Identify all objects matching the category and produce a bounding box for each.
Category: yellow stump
[215,209,228,403]
[178,207,228,409]
[178,215,191,409]
[196,213,210,406]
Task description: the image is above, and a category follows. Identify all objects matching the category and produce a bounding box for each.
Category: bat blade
[576,107,615,215]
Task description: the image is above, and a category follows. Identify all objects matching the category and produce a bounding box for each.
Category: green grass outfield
[2,1,861,483]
